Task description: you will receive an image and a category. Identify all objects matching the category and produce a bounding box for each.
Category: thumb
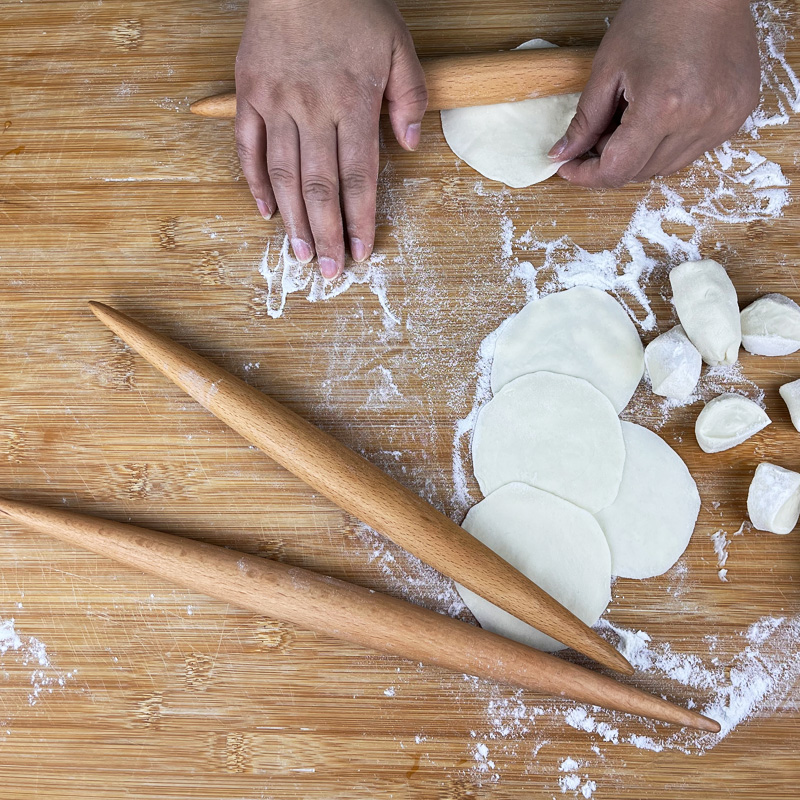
[549,70,621,162]
[385,34,428,151]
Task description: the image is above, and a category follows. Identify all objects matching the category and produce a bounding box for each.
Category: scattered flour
[0,618,76,706]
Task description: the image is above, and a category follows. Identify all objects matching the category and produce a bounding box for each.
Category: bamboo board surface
[1,0,799,797]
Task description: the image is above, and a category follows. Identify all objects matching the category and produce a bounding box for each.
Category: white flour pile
[244,1,800,790]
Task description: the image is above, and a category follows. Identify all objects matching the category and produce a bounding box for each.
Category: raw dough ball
[457,482,612,651]
[595,422,701,579]
[779,378,800,432]
[644,324,702,401]
[694,393,771,453]
[670,259,742,366]
[472,371,625,513]
[440,40,580,188]
[740,293,800,356]
[491,287,644,413]
[747,462,800,534]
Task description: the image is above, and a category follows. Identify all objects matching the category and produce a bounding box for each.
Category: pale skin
[236,0,761,279]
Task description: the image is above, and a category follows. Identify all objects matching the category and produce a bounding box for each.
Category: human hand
[235,0,427,279]
[549,0,761,188]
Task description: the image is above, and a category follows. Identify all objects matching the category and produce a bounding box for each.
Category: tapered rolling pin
[189,46,595,119]
[88,301,632,675]
[0,497,718,732]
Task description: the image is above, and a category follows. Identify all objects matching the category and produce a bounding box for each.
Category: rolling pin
[0,496,719,732]
[88,301,632,675]
[189,46,595,119]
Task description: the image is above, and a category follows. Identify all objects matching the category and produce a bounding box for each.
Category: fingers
[385,34,428,151]
[549,69,622,163]
[266,115,315,265]
[235,100,276,219]
[557,103,668,189]
[297,124,346,279]
[338,107,381,264]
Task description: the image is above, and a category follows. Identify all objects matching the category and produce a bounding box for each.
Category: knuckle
[340,167,375,196]
[268,163,298,190]
[394,81,428,110]
[302,174,339,204]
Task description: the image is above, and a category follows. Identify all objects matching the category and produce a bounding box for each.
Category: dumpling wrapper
[457,482,611,652]
[670,259,742,366]
[695,393,771,453]
[472,371,625,513]
[644,324,702,401]
[595,422,701,579]
[440,39,580,188]
[491,286,645,412]
[747,462,800,534]
[740,293,800,356]
[779,378,800,432]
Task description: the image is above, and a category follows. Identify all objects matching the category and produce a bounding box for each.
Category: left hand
[549,0,761,188]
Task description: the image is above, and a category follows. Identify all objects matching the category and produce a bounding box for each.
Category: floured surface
[1,0,800,798]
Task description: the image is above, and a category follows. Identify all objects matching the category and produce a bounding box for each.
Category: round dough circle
[457,482,612,652]
[440,40,580,188]
[595,422,701,579]
[472,371,625,513]
[491,287,645,412]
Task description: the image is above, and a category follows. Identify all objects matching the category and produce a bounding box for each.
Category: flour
[0,617,76,707]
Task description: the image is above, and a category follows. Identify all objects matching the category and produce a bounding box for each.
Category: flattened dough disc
[457,482,612,652]
[491,286,645,412]
[440,39,580,188]
[472,371,625,513]
[595,422,701,579]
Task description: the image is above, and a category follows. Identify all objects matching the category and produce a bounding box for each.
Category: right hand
[235,0,427,279]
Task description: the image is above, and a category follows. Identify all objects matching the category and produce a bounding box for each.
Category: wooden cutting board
[1,0,798,797]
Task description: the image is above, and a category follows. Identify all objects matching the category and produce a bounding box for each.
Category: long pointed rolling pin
[190,46,595,119]
[0,497,718,732]
[88,301,632,675]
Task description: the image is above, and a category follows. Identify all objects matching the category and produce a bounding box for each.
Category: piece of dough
[669,259,742,366]
[747,462,800,534]
[457,482,611,651]
[740,293,800,356]
[694,393,771,453]
[644,324,702,401]
[779,378,800,432]
[440,39,580,188]
[491,287,644,413]
[595,422,701,579]
[472,371,625,512]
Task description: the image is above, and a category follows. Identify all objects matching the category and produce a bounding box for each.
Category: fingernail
[255,198,273,220]
[404,122,421,151]
[548,136,568,159]
[350,237,369,263]
[318,257,339,280]
[291,238,313,263]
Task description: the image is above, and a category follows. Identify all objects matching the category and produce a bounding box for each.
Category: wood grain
[1,0,799,798]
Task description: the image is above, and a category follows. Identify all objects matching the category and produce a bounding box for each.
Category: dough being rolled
[457,482,612,651]
[695,393,771,453]
[472,371,625,513]
[440,39,579,188]
[670,259,742,366]
[740,293,800,356]
[644,324,702,401]
[491,287,644,413]
[747,462,800,534]
[779,378,800,432]
[595,422,701,579]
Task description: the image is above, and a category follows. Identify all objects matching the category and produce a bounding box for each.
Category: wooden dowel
[88,301,632,675]
[189,47,596,119]
[0,497,719,732]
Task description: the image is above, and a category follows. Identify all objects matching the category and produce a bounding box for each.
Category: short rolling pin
[88,301,632,675]
[190,47,595,119]
[0,497,718,732]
